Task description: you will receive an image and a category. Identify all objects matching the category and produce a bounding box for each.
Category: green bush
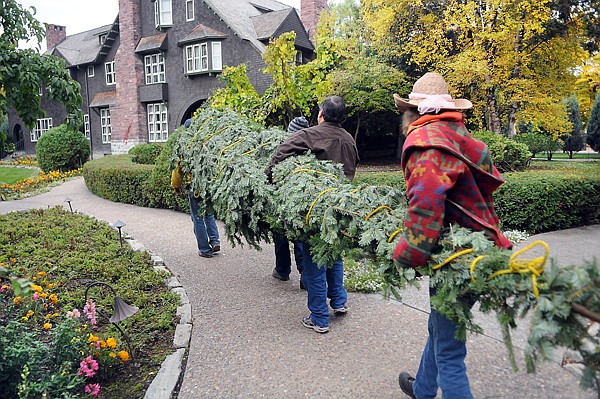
[83,155,153,206]
[128,143,164,165]
[472,130,532,172]
[35,124,90,172]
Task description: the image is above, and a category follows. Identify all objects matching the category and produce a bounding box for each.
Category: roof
[178,24,228,46]
[135,33,168,54]
[46,18,118,66]
[89,91,117,108]
[251,9,291,40]
[203,0,297,52]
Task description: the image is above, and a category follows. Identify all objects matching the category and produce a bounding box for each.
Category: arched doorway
[180,99,206,126]
[12,124,24,151]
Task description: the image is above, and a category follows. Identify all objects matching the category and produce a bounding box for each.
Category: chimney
[46,24,67,49]
[301,0,328,41]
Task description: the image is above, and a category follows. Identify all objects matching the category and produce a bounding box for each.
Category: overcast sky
[17,0,303,50]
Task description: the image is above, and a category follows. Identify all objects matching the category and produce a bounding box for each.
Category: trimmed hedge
[473,130,532,172]
[36,125,90,172]
[129,143,164,165]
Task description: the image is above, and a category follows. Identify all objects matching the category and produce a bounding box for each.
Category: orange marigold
[106,337,117,349]
[44,322,51,330]
[118,350,129,362]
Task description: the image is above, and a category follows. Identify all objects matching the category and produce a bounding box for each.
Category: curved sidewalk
[1,177,598,399]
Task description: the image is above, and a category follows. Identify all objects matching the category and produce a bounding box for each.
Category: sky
[17,0,303,50]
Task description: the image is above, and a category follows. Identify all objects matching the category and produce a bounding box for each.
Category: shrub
[516,132,547,158]
[36,124,90,172]
[83,155,153,206]
[128,143,164,165]
[587,92,600,152]
[472,130,531,172]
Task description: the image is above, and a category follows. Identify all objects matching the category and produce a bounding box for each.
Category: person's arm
[393,148,465,268]
[265,132,312,182]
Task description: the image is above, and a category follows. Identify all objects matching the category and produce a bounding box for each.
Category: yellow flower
[13,296,22,304]
[26,310,35,317]
[118,350,129,362]
[49,294,58,304]
[31,284,43,293]
[109,352,117,358]
[44,322,51,330]
[88,333,99,343]
[1,284,9,291]
[52,312,59,318]
[106,337,117,349]
[10,258,16,264]
[40,293,48,299]
[99,340,107,348]
[38,271,47,277]
[21,316,29,322]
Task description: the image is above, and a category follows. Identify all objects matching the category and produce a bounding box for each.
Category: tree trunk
[486,86,502,134]
[354,112,361,142]
[507,102,518,138]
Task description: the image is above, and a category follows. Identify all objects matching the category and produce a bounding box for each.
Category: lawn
[0,166,39,185]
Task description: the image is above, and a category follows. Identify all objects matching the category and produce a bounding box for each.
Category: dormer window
[99,34,107,44]
[184,41,222,75]
[154,0,173,29]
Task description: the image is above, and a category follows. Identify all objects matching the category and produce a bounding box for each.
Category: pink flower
[78,356,99,378]
[32,293,39,301]
[67,308,81,318]
[83,300,97,328]
[84,383,101,397]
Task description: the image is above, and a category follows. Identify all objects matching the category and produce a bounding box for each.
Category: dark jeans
[273,232,303,278]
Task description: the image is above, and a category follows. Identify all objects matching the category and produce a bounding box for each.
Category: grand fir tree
[564,94,584,158]
[587,92,600,152]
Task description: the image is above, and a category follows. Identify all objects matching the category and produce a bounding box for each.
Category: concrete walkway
[1,177,599,399]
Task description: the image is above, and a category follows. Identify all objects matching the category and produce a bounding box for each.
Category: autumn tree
[361,0,587,137]
[0,0,83,129]
[563,94,584,158]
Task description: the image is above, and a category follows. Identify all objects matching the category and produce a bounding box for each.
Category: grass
[0,166,39,185]
[0,207,179,398]
[534,152,600,160]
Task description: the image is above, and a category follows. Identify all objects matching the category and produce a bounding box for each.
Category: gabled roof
[203,0,309,52]
[178,24,228,46]
[89,90,117,108]
[251,9,291,40]
[46,16,118,67]
[135,33,168,54]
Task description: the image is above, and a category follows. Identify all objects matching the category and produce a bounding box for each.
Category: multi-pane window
[144,53,166,84]
[88,65,95,77]
[154,0,173,28]
[186,0,194,21]
[100,109,111,143]
[147,103,168,142]
[84,114,90,139]
[184,42,223,74]
[31,118,53,142]
[105,61,116,85]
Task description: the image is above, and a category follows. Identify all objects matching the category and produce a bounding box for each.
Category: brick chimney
[46,24,66,49]
[111,0,147,154]
[301,0,328,40]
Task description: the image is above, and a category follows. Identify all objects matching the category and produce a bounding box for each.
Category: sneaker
[302,316,329,334]
[199,251,213,258]
[398,372,416,399]
[272,269,289,281]
[333,305,348,315]
[210,243,221,253]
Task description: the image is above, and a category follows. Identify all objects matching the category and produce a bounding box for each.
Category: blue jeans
[300,242,347,328]
[273,232,304,278]
[189,191,220,256]
[413,287,474,399]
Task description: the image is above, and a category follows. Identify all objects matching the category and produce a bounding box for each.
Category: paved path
[1,177,599,399]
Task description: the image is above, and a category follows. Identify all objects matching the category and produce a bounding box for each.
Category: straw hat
[394,72,472,114]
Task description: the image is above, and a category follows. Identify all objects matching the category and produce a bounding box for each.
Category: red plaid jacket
[393,112,512,268]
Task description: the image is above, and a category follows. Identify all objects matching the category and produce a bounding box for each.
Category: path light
[85,281,139,359]
[64,197,73,213]
[113,220,126,247]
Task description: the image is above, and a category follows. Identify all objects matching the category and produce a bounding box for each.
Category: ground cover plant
[0,165,38,185]
[0,207,179,398]
[172,107,600,392]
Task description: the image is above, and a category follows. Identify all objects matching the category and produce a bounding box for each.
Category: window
[186,0,194,21]
[295,50,303,64]
[184,41,223,74]
[147,103,168,142]
[87,65,95,77]
[144,53,166,84]
[84,114,90,139]
[154,0,173,28]
[105,61,116,85]
[31,118,53,142]
[99,34,107,44]
[100,109,111,143]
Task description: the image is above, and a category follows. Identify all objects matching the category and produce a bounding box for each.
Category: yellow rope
[242,142,272,156]
[469,255,489,283]
[185,117,213,150]
[305,188,337,225]
[293,169,339,180]
[432,248,475,270]
[387,229,402,243]
[218,138,245,160]
[365,205,393,221]
[201,125,230,144]
[489,240,548,297]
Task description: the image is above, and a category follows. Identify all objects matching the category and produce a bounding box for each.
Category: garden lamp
[64,197,73,213]
[112,220,126,247]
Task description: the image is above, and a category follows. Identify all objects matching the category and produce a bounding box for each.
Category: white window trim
[87,65,95,77]
[144,53,166,84]
[184,41,223,75]
[155,0,173,28]
[212,42,222,71]
[100,108,112,144]
[84,114,90,139]
[31,118,53,142]
[147,103,168,143]
[105,61,116,85]
[186,0,194,21]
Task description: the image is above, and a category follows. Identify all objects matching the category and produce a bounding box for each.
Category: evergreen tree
[563,94,584,158]
[587,93,600,152]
